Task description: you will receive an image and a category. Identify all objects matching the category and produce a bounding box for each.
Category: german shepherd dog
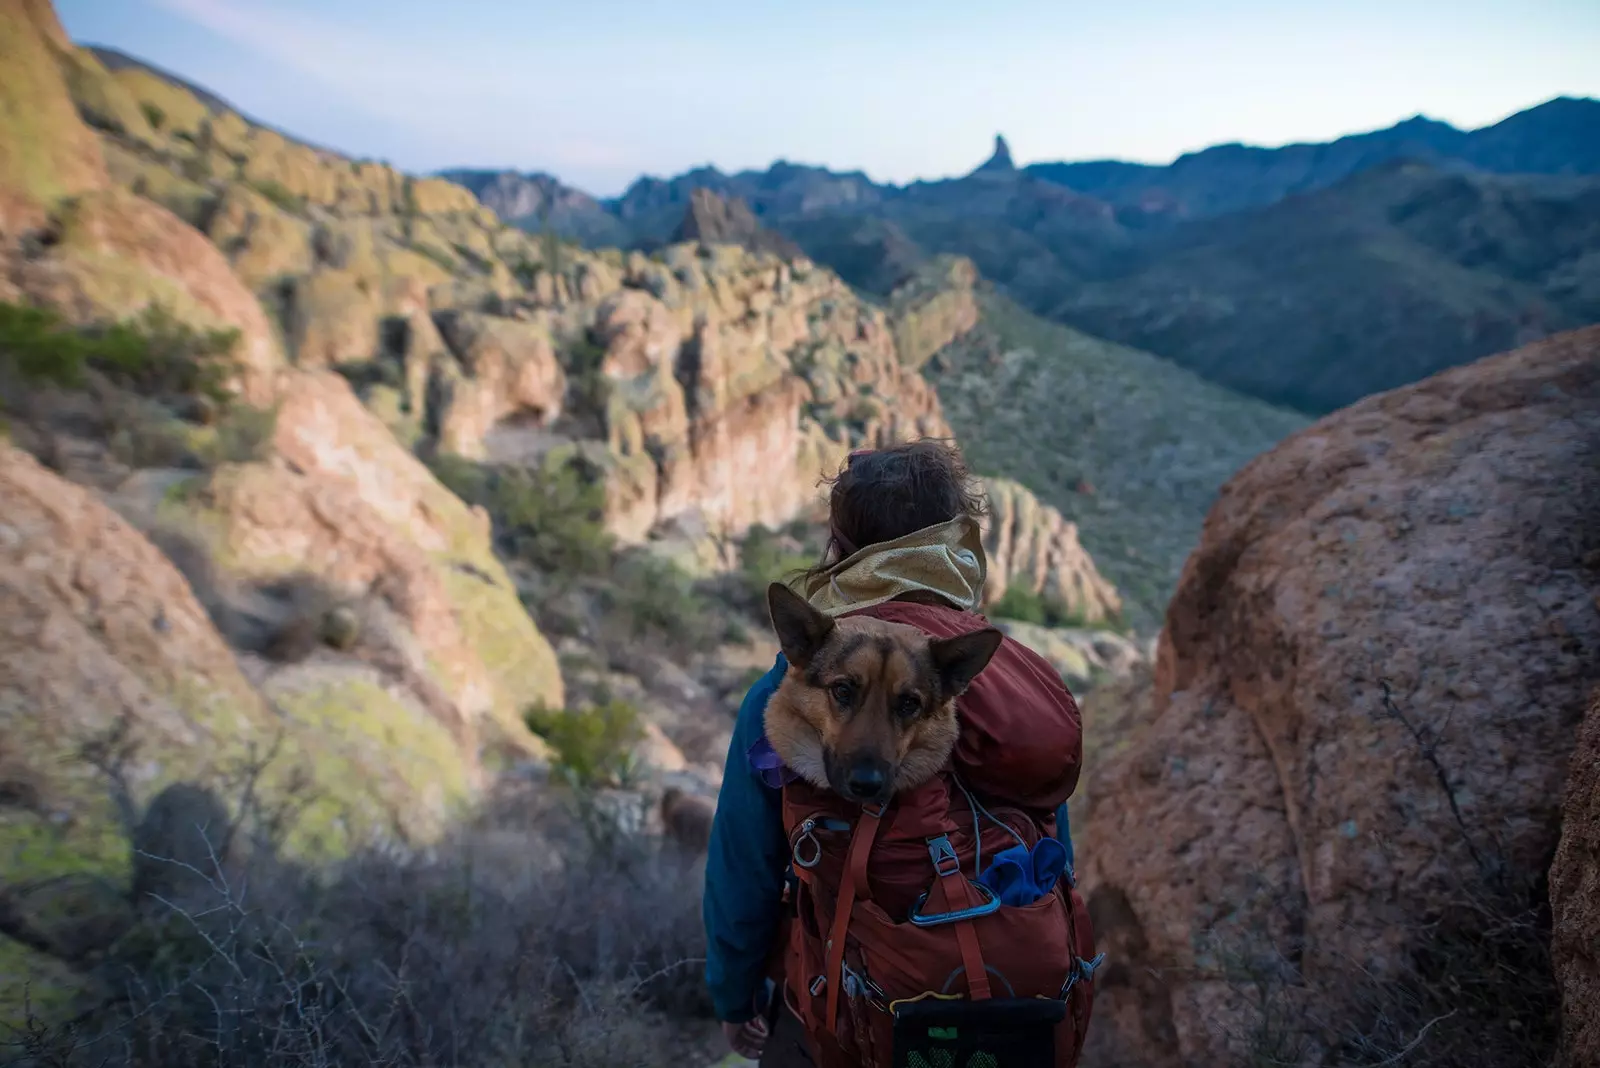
[763,583,1003,805]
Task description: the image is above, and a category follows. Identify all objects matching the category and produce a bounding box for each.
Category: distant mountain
[1052,159,1600,411]
[1024,97,1600,224]
[446,96,1600,414]
[436,168,629,246]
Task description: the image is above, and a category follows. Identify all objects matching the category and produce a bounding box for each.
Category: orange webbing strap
[931,866,992,1000]
[823,806,883,1033]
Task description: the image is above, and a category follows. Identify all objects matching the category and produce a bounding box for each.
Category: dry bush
[2,738,714,1068]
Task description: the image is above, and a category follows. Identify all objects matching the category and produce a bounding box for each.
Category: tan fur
[763,585,1000,804]
[659,786,716,854]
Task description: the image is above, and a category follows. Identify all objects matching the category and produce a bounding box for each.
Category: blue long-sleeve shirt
[701,653,1075,1023]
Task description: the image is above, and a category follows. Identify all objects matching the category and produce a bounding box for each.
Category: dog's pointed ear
[767,582,833,669]
[930,627,1004,698]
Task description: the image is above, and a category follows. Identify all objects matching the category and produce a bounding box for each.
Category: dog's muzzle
[829,752,892,805]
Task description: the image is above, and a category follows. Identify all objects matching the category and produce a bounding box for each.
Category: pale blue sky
[56,0,1600,198]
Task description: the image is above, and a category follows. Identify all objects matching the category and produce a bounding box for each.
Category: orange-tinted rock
[1080,327,1600,1067]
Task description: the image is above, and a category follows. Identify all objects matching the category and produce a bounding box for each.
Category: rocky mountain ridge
[448,97,1600,414]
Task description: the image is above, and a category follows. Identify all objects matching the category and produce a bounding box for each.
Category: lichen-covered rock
[0,442,491,1022]
[982,476,1122,624]
[992,619,1149,692]
[1552,688,1600,1068]
[1078,327,1600,1067]
[185,372,564,734]
[889,254,980,370]
[0,0,108,230]
[288,267,381,368]
[432,310,566,459]
[206,181,315,290]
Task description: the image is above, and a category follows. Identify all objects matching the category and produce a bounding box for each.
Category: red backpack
[773,600,1099,1068]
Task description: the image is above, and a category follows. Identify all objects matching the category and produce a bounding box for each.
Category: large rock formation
[1552,688,1600,1068]
[670,187,804,260]
[591,246,949,541]
[1079,327,1600,1066]
[982,476,1121,625]
[0,441,510,1017]
[61,52,965,547]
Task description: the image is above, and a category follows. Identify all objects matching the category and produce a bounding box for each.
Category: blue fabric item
[700,652,1079,1022]
[976,837,1069,906]
[702,654,790,1023]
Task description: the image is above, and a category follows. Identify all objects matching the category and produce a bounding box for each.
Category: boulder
[1079,327,1600,1067]
[1552,688,1600,1068]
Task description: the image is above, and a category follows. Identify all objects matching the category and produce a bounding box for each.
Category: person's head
[820,438,987,564]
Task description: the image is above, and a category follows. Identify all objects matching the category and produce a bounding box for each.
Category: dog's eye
[895,695,922,720]
[830,681,855,706]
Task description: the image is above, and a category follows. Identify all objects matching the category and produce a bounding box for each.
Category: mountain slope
[1052,160,1600,411]
[924,289,1310,629]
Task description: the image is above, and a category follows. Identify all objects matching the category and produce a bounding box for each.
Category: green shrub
[739,523,814,602]
[412,241,459,273]
[428,453,612,575]
[524,699,644,789]
[107,405,193,468]
[988,584,1092,628]
[565,336,610,412]
[247,178,306,214]
[602,553,721,654]
[0,302,88,386]
[0,302,240,403]
[140,101,165,130]
[199,403,278,467]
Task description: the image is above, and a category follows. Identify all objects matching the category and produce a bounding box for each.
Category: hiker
[703,439,1098,1068]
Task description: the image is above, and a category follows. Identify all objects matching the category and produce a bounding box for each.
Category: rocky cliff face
[1079,327,1600,1066]
[1552,687,1600,1068]
[56,55,985,553]
[0,0,562,853]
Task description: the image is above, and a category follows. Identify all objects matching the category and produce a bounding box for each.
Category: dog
[659,786,717,854]
[762,583,1002,806]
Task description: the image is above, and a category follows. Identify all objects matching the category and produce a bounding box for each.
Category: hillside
[923,289,1310,629]
[0,14,1158,1052]
[450,98,1600,414]
[1053,160,1600,411]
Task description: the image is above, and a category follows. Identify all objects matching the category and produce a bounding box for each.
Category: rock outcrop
[1552,688,1600,1068]
[0,441,511,1015]
[1079,327,1600,1066]
[982,476,1122,624]
[670,187,803,261]
[887,255,980,371]
[64,55,963,546]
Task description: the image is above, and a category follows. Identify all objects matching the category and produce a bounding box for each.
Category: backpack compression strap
[823,804,884,1032]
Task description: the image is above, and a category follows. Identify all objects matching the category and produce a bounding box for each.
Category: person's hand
[721,1016,770,1060]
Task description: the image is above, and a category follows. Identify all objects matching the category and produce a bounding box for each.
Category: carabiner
[793,818,822,869]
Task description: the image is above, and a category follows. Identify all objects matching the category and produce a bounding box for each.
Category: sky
[55,0,1600,198]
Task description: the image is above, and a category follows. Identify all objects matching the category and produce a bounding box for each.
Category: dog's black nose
[845,759,887,801]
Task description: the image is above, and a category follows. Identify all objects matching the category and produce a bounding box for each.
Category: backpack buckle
[926,835,961,879]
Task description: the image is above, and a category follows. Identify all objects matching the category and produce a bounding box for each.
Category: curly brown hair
[816,437,988,564]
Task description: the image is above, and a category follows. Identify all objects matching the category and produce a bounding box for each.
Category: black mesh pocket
[891,997,1065,1068]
